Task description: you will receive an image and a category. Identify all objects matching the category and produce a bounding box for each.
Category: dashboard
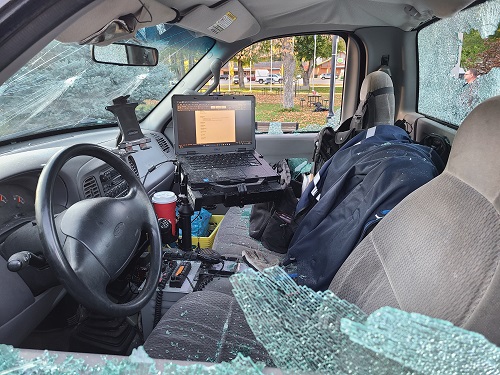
[0,127,176,346]
[0,183,35,231]
[0,129,176,234]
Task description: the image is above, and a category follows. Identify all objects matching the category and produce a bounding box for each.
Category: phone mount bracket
[106,95,151,155]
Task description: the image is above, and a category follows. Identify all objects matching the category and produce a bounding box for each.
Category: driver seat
[144,96,500,361]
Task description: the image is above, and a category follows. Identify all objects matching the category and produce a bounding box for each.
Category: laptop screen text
[175,99,253,150]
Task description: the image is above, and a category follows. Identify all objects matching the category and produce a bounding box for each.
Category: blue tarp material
[178,208,212,237]
[283,125,445,291]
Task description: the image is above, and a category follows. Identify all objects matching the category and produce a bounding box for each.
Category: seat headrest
[360,71,393,101]
[446,96,500,211]
[360,71,395,127]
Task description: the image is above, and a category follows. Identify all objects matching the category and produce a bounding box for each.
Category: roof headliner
[58,0,478,44]
[169,0,476,33]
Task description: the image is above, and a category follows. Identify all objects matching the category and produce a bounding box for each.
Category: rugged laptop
[172,94,279,189]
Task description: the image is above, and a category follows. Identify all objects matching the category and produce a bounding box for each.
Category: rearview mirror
[91,43,158,67]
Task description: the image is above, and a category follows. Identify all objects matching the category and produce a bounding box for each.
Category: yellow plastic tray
[190,215,224,249]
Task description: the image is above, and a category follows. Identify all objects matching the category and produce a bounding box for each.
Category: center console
[140,159,279,338]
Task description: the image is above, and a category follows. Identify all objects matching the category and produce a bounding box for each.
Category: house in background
[219,51,346,81]
[304,51,347,79]
[220,61,284,80]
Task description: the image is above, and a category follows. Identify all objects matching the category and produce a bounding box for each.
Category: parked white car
[264,74,283,84]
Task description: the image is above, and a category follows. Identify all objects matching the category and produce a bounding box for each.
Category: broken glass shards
[3,266,500,374]
[342,306,500,375]
[231,266,500,375]
[268,122,284,134]
[0,344,270,375]
[230,267,409,374]
[0,344,23,372]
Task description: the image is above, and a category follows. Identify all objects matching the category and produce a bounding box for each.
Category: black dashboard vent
[151,133,170,154]
[128,156,139,178]
[83,176,100,199]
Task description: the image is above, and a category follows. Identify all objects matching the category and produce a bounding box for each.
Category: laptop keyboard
[188,153,261,169]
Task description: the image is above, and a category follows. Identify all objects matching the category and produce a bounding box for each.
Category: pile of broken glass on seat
[1,266,499,374]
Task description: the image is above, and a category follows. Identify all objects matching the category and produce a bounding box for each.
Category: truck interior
[0,0,498,372]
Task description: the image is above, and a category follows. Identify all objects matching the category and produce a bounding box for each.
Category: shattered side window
[2,267,499,373]
[418,0,500,126]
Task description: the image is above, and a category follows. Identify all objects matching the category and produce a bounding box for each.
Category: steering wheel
[35,143,162,317]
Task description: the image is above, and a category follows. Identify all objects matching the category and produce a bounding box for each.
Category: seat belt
[350,86,394,131]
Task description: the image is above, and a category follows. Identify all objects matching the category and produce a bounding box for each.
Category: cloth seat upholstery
[211,206,260,258]
[211,205,287,263]
[143,290,273,364]
[330,96,500,343]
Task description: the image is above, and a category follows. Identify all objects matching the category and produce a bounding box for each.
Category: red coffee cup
[152,191,177,235]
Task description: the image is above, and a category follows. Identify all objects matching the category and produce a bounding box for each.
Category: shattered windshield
[418,0,500,126]
[0,24,214,142]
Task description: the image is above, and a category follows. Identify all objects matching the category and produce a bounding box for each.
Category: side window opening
[418,0,500,126]
[205,34,347,133]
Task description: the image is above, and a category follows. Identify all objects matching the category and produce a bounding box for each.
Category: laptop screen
[172,95,256,155]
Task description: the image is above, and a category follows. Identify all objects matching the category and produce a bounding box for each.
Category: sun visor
[177,0,260,43]
[57,0,178,45]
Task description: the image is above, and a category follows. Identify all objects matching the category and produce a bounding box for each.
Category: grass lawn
[215,85,343,128]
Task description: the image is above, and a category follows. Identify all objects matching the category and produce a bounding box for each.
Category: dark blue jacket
[284,125,444,291]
